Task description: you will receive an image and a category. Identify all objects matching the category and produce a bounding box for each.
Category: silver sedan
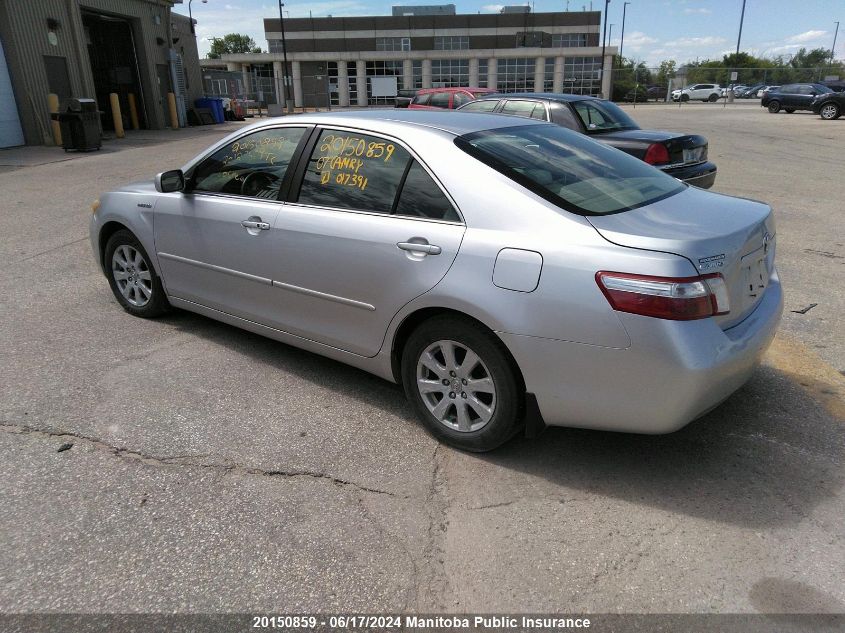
[89,111,783,451]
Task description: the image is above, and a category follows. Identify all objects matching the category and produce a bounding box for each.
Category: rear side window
[297,129,410,213]
[780,84,798,93]
[501,100,539,118]
[459,100,499,112]
[395,161,459,221]
[456,124,684,216]
[412,93,431,105]
[430,92,451,108]
[191,127,306,198]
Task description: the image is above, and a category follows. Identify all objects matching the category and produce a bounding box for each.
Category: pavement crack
[0,421,397,497]
[10,236,88,265]
[469,500,516,510]
[416,443,451,610]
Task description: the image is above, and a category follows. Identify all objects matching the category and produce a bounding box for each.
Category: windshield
[571,100,639,133]
[456,124,685,216]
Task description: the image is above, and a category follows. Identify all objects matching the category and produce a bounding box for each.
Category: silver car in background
[89,111,783,451]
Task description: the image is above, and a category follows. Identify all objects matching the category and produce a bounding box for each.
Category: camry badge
[698,253,725,270]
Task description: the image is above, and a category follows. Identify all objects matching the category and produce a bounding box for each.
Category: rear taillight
[644,143,670,166]
[596,271,730,321]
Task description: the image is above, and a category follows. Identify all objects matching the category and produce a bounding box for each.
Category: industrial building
[201,8,615,109]
[0,0,202,147]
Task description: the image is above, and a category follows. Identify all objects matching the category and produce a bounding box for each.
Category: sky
[174,0,845,67]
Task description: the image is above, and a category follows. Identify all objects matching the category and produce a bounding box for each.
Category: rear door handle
[397,242,441,255]
[242,219,270,230]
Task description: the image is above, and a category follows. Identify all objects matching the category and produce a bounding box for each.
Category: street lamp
[619,1,630,59]
[832,21,840,66]
[188,0,207,35]
[735,0,746,55]
[600,0,611,66]
[278,0,293,113]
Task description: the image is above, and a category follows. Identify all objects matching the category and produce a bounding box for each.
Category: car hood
[587,186,775,329]
[114,179,158,194]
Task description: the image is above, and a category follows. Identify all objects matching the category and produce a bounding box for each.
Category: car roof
[474,92,599,103]
[232,109,547,138]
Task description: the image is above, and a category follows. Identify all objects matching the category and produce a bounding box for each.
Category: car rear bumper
[663,160,717,189]
[500,270,783,434]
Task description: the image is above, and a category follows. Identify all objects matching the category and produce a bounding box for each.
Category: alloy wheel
[821,104,838,120]
[112,245,153,307]
[416,339,497,433]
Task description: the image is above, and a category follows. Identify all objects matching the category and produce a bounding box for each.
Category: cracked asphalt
[1,106,843,615]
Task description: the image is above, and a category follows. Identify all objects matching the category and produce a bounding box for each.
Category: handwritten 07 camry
[89,111,783,452]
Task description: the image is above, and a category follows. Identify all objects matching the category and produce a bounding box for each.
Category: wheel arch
[98,221,131,270]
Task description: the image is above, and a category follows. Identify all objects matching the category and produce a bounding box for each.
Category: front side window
[297,129,411,213]
[459,99,499,112]
[412,93,431,105]
[430,92,451,108]
[456,124,685,216]
[572,100,638,133]
[191,127,306,198]
[452,92,472,108]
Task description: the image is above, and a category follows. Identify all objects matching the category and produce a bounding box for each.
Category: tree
[208,34,262,59]
[655,59,677,87]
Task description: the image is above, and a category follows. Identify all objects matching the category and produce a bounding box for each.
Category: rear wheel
[767,101,781,113]
[401,316,522,452]
[104,229,170,318]
[820,103,841,120]
[708,93,719,102]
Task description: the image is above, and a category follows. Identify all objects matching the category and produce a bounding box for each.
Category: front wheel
[767,101,781,113]
[681,94,690,102]
[708,93,718,102]
[104,229,170,318]
[820,103,841,120]
[402,316,522,452]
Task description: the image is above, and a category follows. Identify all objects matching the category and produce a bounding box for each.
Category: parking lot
[1,104,843,614]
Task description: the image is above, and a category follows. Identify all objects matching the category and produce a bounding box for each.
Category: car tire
[681,94,689,102]
[785,108,795,113]
[819,102,841,120]
[104,229,170,318]
[401,316,523,452]
[767,101,781,113]
[708,93,718,102]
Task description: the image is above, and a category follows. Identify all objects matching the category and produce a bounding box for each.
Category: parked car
[458,93,717,188]
[757,85,780,98]
[408,87,497,110]
[623,85,667,102]
[721,84,747,97]
[737,84,765,98]
[393,89,418,108]
[822,80,845,93]
[762,83,834,113]
[89,111,781,451]
[812,91,845,119]
[671,83,722,102]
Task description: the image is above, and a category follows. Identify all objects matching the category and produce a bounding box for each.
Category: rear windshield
[572,99,639,133]
[455,124,685,216]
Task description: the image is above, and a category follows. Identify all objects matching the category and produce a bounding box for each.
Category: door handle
[241,219,270,230]
[397,242,441,255]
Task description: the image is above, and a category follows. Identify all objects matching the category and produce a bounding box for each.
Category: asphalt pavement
[0,105,843,617]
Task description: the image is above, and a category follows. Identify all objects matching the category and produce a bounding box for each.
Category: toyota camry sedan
[89,111,782,452]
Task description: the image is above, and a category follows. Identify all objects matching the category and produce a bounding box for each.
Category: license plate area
[683,147,704,163]
[743,257,769,299]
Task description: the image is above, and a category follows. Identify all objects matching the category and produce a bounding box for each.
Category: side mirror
[155,169,185,193]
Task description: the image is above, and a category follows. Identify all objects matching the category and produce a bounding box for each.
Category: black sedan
[761,83,833,113]
[812,91,844,120]
[457,93,717,188]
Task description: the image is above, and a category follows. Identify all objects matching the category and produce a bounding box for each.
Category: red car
[408,87,497,110]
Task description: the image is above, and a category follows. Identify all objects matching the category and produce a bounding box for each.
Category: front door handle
[397,241,442,255]
[241,219,270,230]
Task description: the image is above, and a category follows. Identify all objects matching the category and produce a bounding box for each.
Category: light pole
[278,0,293,113]
[188,0,207,35]
[600,0,610,96]
[735,0,746,55]
[832,21,840,66]
[619,1,630,59]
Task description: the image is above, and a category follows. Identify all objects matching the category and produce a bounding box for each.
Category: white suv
[671,84,723,102]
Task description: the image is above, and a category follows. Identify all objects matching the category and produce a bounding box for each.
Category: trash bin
[51,98,101,151]
[195,97,225,123]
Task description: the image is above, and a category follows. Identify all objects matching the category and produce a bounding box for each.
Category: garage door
[0,35,24,148]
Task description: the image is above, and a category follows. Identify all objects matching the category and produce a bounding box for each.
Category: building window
[562,56,602,96]
[515,31,545,48]
[478,59,488,88]
[431,59,469,87]
[249,63,276,103]
[551,33,588,47]
[347,62,358,104]
[497,57,535,93]
[413,60,422,89]
[434,35,469,50]
[376,37,411,51]
[544,58,555,92]
[366,60,403,104]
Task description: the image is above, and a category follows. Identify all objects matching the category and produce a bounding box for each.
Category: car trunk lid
[594,129,708,167]
[587,186,775,329]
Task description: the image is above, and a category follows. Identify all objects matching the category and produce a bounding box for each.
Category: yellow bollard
[47,93,62,146]
[167,92,179,129]
[127,93,140,130]
[109,93,125,138]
